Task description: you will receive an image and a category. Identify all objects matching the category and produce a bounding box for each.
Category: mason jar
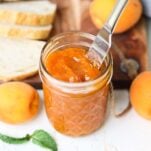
[39,32,113,136]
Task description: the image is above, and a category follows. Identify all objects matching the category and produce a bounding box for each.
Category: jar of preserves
[39,32,113,136]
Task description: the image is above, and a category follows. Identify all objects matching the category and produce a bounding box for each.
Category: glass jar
[39,32,113,136]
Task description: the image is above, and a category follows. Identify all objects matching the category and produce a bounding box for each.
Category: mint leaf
[0,129,58,151]
[0,133,30,144]
[31,130,57,151]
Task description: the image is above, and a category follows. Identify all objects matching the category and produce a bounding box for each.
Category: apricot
[130,71,151,120]
[89,0,143,33]
[0,82,39,124]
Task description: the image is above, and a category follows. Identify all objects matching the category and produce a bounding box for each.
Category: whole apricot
[0,82,39,124]
[89,0,143,33]
[130,71,151,120]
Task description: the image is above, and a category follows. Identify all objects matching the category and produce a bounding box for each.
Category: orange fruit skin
[0,82,39,124]
[89,0,143,33]
[130,71,151,120]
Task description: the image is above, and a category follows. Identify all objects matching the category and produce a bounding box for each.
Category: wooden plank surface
[23,19,148,89]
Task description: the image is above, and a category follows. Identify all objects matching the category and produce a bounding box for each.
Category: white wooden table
[0,90,151,151]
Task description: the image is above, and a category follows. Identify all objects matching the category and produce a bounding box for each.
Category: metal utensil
[88,0,128,68]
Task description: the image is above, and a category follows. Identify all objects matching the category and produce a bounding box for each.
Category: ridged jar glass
[39,32,113,136]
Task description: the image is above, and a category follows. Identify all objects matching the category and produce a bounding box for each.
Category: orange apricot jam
[39,32,112,136]
[45,47,101,82]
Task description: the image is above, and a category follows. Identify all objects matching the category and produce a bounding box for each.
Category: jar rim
[39,31,113,89]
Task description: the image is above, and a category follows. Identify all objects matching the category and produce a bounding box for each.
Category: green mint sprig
[0,133,30,144]
[0,129,57,151]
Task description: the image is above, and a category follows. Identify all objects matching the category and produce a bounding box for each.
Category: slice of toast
[0,23,52,40]
[0,0,56,26]
[0,37,46,81]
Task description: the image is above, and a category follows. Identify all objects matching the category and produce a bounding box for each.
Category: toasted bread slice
[0,23,52,40]
[0,0,56,26]
[0,37,46,81]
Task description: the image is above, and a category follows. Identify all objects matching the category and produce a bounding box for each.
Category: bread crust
[0,70,38,82]
[0,8,56,26]
[0,24,52,40]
